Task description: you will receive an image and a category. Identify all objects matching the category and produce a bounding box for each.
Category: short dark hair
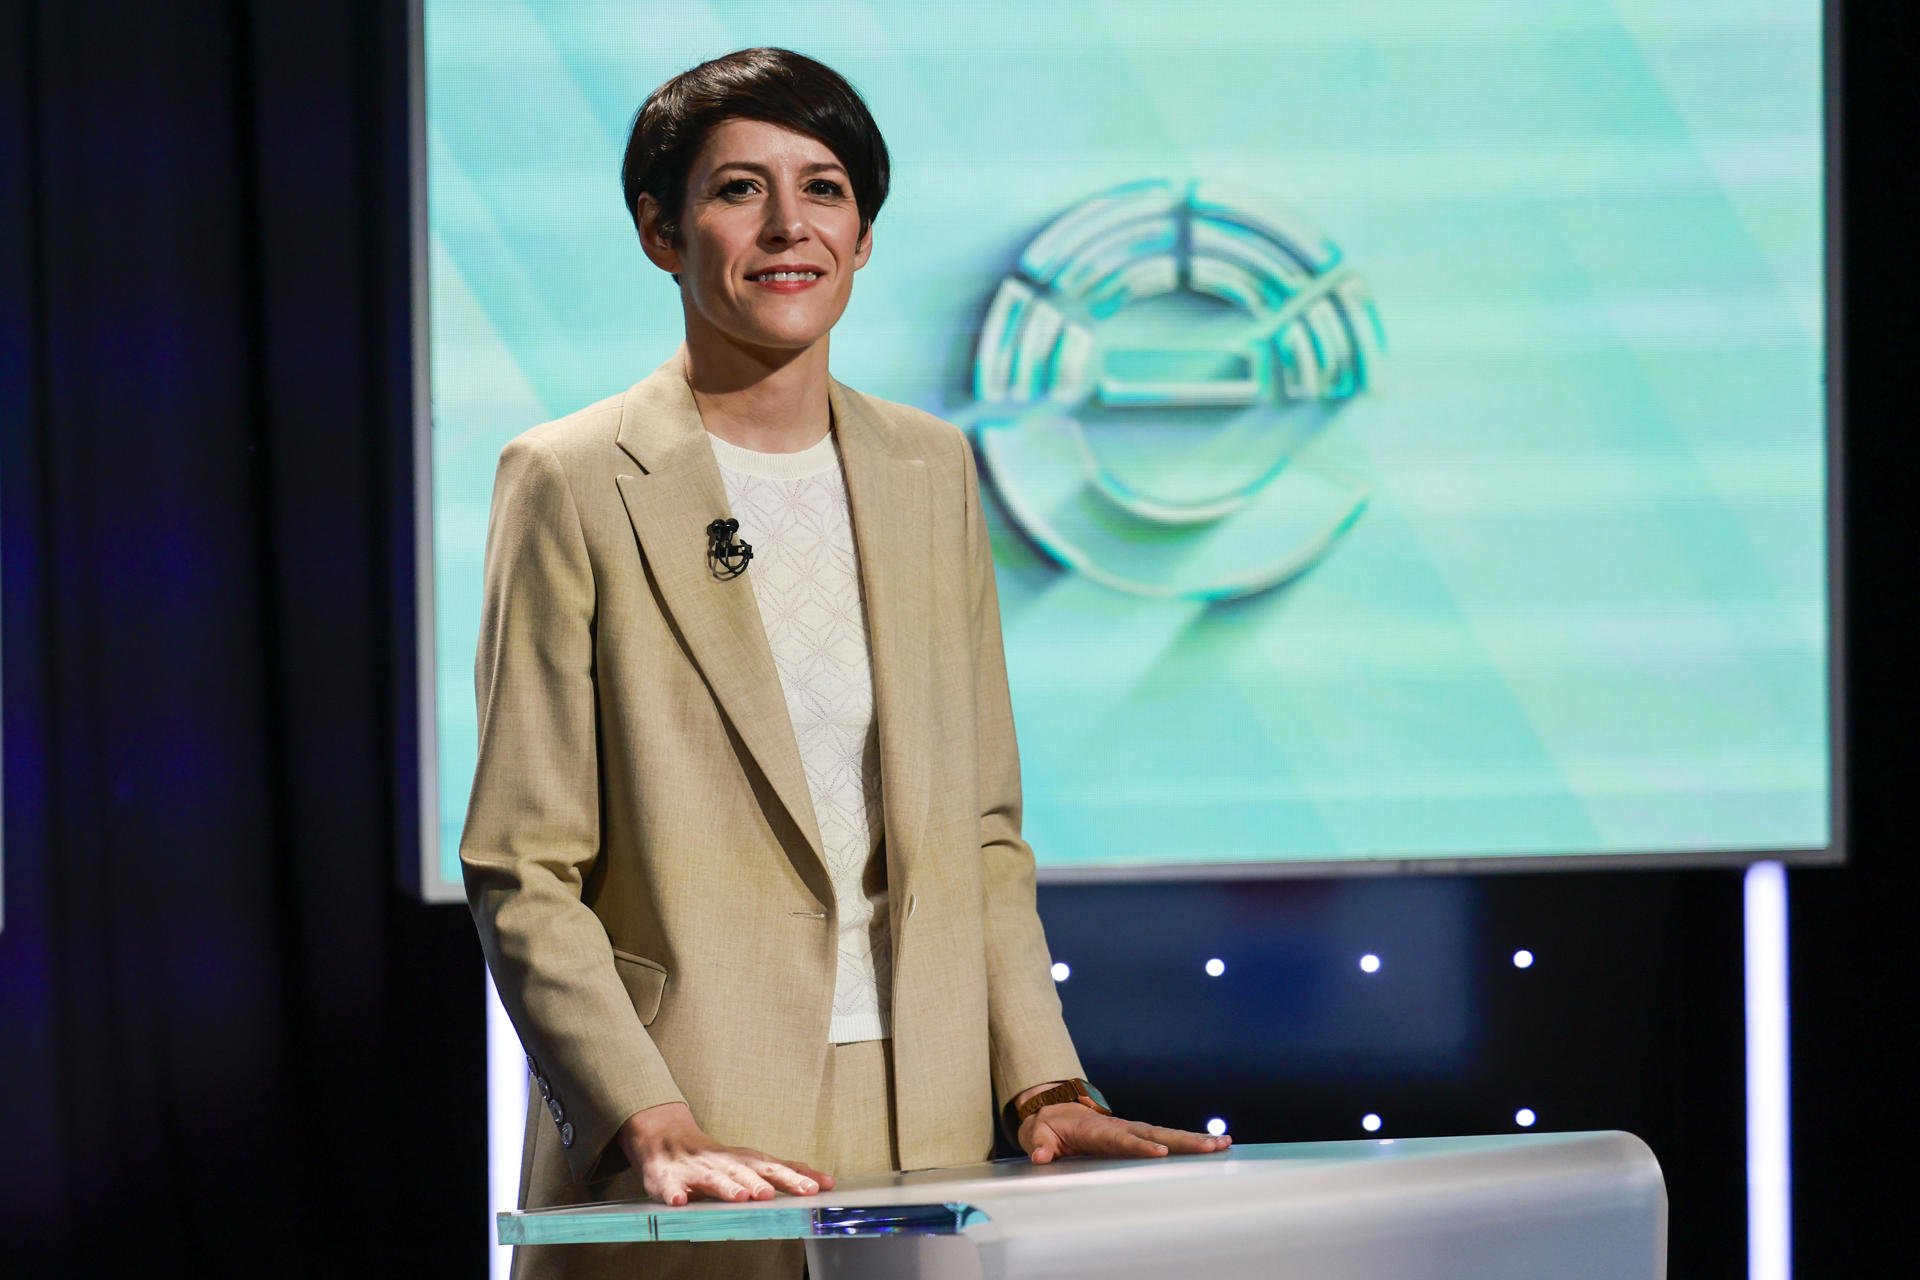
[621,47,890,251]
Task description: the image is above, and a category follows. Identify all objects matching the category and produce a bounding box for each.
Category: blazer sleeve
[460,433,686,1184]
[959,433,1089,1121]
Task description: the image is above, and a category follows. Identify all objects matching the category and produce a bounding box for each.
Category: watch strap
[1015,1077,1112,1123]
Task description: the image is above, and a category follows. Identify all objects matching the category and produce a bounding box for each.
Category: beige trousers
[511,1037,901,1280]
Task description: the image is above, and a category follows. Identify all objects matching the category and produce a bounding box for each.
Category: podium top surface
[495,1130,1663,1247]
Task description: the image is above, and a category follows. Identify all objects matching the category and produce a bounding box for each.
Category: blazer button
[525,1052,539,1076]
[908,892,918,918]
[548,1097,565,1123]
[559,1122,575,1149]
[538,1077,552,1101]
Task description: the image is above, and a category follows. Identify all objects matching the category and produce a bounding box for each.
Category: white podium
[497,1130,1667,1279]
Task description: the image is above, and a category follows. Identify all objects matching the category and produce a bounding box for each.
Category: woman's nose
[762,189,806,243]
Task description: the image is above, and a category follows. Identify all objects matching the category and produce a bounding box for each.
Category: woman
[461,47,1226,1280]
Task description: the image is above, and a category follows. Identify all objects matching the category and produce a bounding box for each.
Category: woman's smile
[746,265,826,293]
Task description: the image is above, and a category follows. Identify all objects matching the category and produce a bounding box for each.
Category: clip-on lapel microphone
[706,517,753,580]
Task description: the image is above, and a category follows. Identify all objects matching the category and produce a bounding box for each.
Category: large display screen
[419,0,1834,893]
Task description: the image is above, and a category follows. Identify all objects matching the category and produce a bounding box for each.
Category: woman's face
[641,117,872,356]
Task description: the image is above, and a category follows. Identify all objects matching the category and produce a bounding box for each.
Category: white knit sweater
[708,427,892,1044]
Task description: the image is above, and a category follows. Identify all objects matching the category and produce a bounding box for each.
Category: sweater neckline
[706,427,840,481]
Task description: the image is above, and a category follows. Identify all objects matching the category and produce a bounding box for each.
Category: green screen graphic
[425,0,1830,885]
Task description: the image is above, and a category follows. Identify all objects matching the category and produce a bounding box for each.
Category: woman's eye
[717,177,843,198]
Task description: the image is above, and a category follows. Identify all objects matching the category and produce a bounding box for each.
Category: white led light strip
[1745,861,1791,1280]
[486,975,524,1280]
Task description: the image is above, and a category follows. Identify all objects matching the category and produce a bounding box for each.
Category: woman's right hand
[616,1101,836,1207]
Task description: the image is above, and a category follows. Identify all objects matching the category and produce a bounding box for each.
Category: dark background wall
[0,3,1909,1277]
[0,2,484,1274]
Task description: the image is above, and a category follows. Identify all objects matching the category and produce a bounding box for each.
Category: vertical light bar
[486,973,525,1280]
[1744,861,1790,1280]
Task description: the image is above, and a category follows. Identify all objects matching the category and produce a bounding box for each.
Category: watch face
[1083,1080,1111,1112]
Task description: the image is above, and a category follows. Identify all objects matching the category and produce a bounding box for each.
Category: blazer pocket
[610,948,668,1026]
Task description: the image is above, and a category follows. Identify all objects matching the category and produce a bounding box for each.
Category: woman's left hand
[1018,1103,1231,1165]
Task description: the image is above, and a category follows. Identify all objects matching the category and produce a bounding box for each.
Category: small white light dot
[1205,957,1226,977]
[1513,949,1534,969]
[1361,1113,1383,1133]
[1359,953,1381,974]
[1206,1117,1227,1136]
[1051,962,1070,982]
[1515,1108,1537,1128]
[1378,1138,1395,1146]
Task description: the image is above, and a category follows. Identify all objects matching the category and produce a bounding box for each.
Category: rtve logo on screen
[968,179,1384,602]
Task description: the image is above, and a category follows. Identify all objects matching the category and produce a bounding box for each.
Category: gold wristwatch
[1015,1077,1113,1124]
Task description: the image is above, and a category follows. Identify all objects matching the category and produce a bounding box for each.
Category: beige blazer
[461,345,1085,1211]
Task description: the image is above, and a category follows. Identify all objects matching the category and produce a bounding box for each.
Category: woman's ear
[634,193,682,276]
[853,219,874,271]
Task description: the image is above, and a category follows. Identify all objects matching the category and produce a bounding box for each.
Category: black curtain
[1,3,483,1274]
[1787,4,1919,1273]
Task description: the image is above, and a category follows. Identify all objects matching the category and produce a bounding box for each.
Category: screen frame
[405,0,455,901]
[401,0,1847,899]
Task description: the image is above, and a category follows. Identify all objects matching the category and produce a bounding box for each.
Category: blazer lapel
[612,349,828,891]
[831,376,933,901]
[609,349,935,911]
